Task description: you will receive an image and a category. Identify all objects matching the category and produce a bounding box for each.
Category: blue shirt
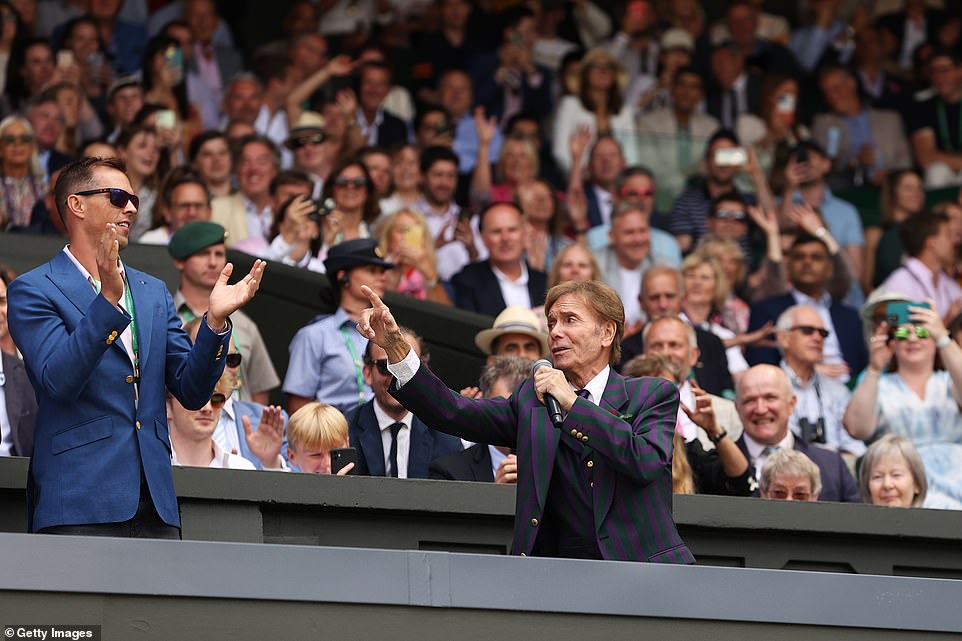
[587,224,682,268]
[282,307,372,414]
[453,113,503,175]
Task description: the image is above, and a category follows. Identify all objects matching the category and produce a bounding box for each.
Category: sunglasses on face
[891,326,931,341]
[1,134,33,145]
[73,188,140,210]
[713,208,747,221]
[209,392,227,410]
[226,352,242,368]
[619,187,655,199]
[334,176,368,189]
[791,325,829,339]
[365,358,390,376]
[291,134,325,149]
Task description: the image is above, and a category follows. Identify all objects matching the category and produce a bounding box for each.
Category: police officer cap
[323,238,395,276]
[167,221,227,260]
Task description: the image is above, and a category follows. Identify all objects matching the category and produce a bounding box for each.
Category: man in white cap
[474,306,549,364]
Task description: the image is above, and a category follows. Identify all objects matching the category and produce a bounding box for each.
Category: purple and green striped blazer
[393,365,694,564]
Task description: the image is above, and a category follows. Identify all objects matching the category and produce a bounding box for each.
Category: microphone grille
[530,358,553,375]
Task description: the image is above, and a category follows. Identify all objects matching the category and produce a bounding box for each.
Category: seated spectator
[634,28,695,115]
[548,243,601,289]
[845,301,962,509]
[637,317,755,496]
[139,168,212,245]
[354,61,409,149]
[705,41,762,131]
[286,402,353,475]
[516,178,571,273]
[169,222,281,405]
[711,1,798,75]
[775,304,866,461]
[353,44,415,125]
[748,74,807,177]
[348,327,462,478]
[0,273,36,457]
[103,76,144,144]
[620,266,734,398]
[115,124,161,241]
[266,195,324,272]
[438,69,502,179]
[876,2,945,74]
[358,146,392,203]
[878,211,962,320]
[284,239,393,415]
[747,234,867,381]
[565,133,626,231]
[3,38,56,115]
[48,82,102,157]
[25,94,72,181]
[602,0,660,92]
[413,104,455,150]
[788,0,854,73]
[759,449,821,502]
[141,35,202,155]
[636,66,719,212]
[851,25,913,115]
[859,434,928,508]
[378,208,450,305]
[812,65,911,191]
[211,134,278,251]
[189,130,232,198]
[693,234,753,333]
[551,47,636,174]
[474,306,548,364]
[0,115,46,231]
[169,387,255,470]
[504,112,565,190]
[734,364,860,502]
[866,169,925,289]
[450,202,547,316]
[284,112,332,199]
[909,48,962,188]
[410,0,480,103]
[317,158,381,254]
[429,355,532,483]
[378,144,421,217]
[79,0,148,75]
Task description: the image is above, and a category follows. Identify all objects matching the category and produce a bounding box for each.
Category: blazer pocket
[51,417,113,454]
[155,419,172,455]
[647,543,688,564]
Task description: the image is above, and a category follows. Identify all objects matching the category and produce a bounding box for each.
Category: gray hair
[759,448,822,498]
[479,356,532,398]
[858,434,927,507]
[775,304,820,333]
[642,314,697,349]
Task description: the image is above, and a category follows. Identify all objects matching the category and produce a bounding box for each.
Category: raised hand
[867,321,893,373]
[788,202,825,235]
[679,380,719,437]
[207,260,267,329]
[326,55,355,77]
[474,106,497,149]
[569,123,592,165]
[747,204,778,237]
[96,223,125,305]
[495,454,518,484]
[335,88,358,118]
[243,405,285,468]
[533,364,577,412]
[910,299,949,342]
[356,285,406,355]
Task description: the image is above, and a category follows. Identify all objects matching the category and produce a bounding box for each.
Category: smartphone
[458,208,474,223]
[156,109,177,131]
[434,120,455,137]
[775,92,796,114]
[330,447,357,475]
[885,301,931,326]
[714,147,747,167]
[402,224,424,248]
[57,50,74,68]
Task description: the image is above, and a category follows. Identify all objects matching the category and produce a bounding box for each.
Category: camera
[798,417,826,444]
[308,197,336,222]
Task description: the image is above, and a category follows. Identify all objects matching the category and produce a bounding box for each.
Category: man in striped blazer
[357,280,693,563]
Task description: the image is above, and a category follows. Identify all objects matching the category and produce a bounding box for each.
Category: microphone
[531,359,564,427]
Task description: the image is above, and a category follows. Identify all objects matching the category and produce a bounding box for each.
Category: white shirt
[617,265,643,326]
[373,398,413,478]
[492,261,532,310]
[213,396,241,457]
[243,195,273,246]
[253,104,291,166]
[172,440,256,470]
[0,356,11,457]
[574,365,610,407]
[743,431,795,480]
[592,184,614,227]
[415,198,488,281]
[488,444,508,479]
[676,380,698,442]
[356,106,385,146]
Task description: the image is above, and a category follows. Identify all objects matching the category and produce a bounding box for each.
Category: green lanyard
[936,99,962,152]
[181,303,244,391]
[93,273,140,381]
[339,325,367,406]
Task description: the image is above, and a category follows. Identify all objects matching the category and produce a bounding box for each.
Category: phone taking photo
[330,447,357,475]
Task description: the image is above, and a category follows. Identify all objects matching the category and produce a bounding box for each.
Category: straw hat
[474,307,550,357]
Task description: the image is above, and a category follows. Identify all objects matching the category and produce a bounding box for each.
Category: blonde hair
[496,134,539,185]
[680,252,729,309]
[377,207,438,266]
[694,233,747,286]
[547,243,601,289]
[545,280,625,364]
[0,115,45,180]
[287,402,349,452]
[760,449,822,497]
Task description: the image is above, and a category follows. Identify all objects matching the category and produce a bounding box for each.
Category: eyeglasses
[209,392,227,410]
[714,208,747,221]
[891,326,930,341]
[226,352,242,368]
[334,176,368,189]
[73,188,140,210]
[619,187,655,199]
[365,358,390,376]
[791,325,829,339]
[290,134,325,149]
[1,134,33,145]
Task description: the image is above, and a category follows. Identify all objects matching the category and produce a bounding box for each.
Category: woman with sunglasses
[317,159,380,259]
[0,114,45,231]
[844,301,962,509]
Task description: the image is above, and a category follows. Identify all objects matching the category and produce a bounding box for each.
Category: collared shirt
[879,257,962,320]
[781,360,865,457]
[453,112,503,174]
[720,73,748,129]
[617,264,644,327]
[0,356,11,457]
[489,444,508,479]
[841,111,873,167]
[492,261,531,310]
[194,41,223,99]
[789,288,845,374]
[253,104,290,159]
[356,106,385,146]
[172,440,256,470]
[415,197,488,281]
[591,184,614,227]
[282,307,372,414]
[743,430,795,480]
[213,395,241,457]
[243,195,273,246]
[373,399,413,479]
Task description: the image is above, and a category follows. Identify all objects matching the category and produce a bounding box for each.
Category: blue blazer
[745,293,867,375]
[7,251,230,531]
[347,399,463,479]
[450,260,547,318]
[230,400,290,470]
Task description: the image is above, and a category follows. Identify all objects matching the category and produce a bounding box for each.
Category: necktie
[388,422,403,478]
[762,446,780,457]
[575,389,591,402]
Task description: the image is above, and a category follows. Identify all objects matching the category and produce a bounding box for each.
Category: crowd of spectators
[2,0,962,514]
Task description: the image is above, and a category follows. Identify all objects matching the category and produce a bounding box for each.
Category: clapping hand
[679,380,720,438]
[96,223,125,305]
[243,405,285,469]
[207,259,267,330]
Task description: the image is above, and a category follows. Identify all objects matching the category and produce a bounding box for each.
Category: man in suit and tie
[354,61,410,149]
[358,279,693,562]
[451,203,547,317]
[733,365,860,503]
[7,157,266,537]
[348,327,461,478]
[0,277,36,458]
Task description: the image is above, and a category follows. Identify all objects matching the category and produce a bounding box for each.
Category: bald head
[735,365,796,446]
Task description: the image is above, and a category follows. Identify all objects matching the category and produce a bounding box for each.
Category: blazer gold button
[576,431,583,439]
[530,518,538,527]
[520,553,526,557]
[125,375,134,383]
[582,436,589,443]
[586,460,594,468]
[135,421,141,430]
[105,339,112,345]
[570,429,577,437]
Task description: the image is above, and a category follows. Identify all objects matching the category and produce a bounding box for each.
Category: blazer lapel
[599,371,630,417]
[2,355,24,447]
[357,404,386,476]
[481,262,506,315]
[407,418,431,478]
[46,251,97,317]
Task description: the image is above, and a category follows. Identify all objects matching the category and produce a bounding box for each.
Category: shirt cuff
[386,346,420,388]
[204,313,232,335]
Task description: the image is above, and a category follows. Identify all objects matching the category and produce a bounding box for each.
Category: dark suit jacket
[706,74,763,127]
[745,292,867,375]
[584,180,607,229]
[618,326,734,398]
[347,400,463,479]
[45,149,73,176]
[468,53,553,121]
[450,260,547,317]
[735,435,860,503]
[375,111,410,149]
[429,442,495,482]
[393,364,694,563]
[876,10,944,58]
[1,352,37,457]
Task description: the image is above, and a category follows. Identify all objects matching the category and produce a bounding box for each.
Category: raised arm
[843,323,890,439]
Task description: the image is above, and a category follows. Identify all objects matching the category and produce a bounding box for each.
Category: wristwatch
[708,429,728,444]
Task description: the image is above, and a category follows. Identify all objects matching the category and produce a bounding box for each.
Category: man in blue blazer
[358,280,693,563]
[7,157,266,536]
[745,234,867,377]
[734,365,860,503]
[348,328,461,478]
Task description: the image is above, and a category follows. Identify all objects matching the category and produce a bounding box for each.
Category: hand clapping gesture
[243,405,285,469]
[207,259,267,330]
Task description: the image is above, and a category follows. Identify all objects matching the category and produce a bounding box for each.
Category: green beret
[167,221,227,260]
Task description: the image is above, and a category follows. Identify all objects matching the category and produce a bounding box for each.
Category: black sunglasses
[291,134,325,149]
[713,208,747,221]
[209,392,227,410]
[791,325,829,339]
[334,176,368,188]
[73,188,140,210]
[1,134,33,144]
[365,358,390,376]
[226,352,242,368]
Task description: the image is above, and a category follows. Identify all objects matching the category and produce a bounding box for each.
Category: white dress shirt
[172,440,256,470]
[0,356,11,457]
[743,431,795,480]
[213,396,241,457]
[492,261,532,310]
[373,399,413,478]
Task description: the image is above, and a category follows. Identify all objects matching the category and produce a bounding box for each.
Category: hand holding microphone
[531,359,578,427]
